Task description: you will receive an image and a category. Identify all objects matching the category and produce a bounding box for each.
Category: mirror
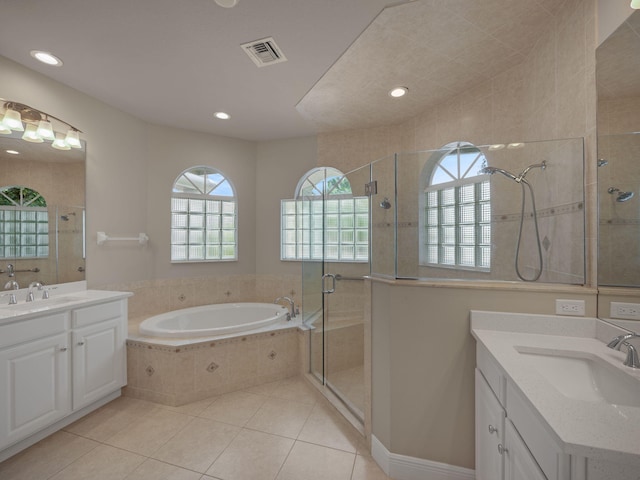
[0,131,85,290]
[596,9,640,324]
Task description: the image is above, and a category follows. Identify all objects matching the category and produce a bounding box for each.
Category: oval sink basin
[516,347,640,408]
[0,296,85,312]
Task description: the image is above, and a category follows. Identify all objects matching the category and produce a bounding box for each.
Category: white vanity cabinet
[476,344,565,480]
[0,313,71,450]
[0,293,129,458]
[72,301,126,410]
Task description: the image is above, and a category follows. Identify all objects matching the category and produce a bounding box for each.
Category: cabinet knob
[497,444,508,455]
[59,347,68,352]
[488,425,498,434]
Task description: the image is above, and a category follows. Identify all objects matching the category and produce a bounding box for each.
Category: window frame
[170,166,237,263]
[419,142,491,272]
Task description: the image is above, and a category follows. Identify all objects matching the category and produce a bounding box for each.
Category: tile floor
[0,376,391,480]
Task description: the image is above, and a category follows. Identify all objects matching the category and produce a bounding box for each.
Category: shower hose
[515,179,543,282]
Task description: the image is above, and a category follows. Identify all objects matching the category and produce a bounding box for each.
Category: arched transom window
[171,166,237,262]
[281,167,369,262]
[0,186,49,258]
[420,142,491,270]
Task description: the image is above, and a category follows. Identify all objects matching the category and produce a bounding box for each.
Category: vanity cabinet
[476,344,565,480]
[0,296,128,455]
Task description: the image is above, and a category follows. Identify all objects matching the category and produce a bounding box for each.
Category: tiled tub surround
[126,327,303,407]
[471,311,640,478]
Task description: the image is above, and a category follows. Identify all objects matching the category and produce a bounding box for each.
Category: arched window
[171,166,237,262]
[420,142,490,270]
[281,167,368,262]
[0,186,49,258]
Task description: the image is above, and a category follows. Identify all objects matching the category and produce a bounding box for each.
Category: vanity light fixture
[389,86,408,98]
[30,50,63,67]
[631,0,640,9]
[0,101,82,150]
[214,111,231,120]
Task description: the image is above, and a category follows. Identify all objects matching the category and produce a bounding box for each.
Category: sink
[516,347,640,408]
[0,296,85,313]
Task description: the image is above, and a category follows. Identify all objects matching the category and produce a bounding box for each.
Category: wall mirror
[0,128,85,290]
[596,9,640,323]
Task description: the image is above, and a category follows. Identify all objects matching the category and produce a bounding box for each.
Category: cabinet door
[0,333,71,449]
[72,318,124,410]
[504,420,547,480]
[476,369,505,480]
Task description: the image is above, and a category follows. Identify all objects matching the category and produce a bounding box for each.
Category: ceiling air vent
[241,37,287,67]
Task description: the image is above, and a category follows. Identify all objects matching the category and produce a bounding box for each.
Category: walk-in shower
[480,161,547,282]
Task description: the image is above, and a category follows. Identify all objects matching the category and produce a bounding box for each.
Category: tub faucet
[274,296,298,319]
[607,333,640,368]
[26,282,44,302]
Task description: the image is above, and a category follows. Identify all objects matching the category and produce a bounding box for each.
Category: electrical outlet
[555,299,585,316]
[610,302,640,320]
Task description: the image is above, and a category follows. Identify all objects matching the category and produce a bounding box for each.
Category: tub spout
[274,296,297,319]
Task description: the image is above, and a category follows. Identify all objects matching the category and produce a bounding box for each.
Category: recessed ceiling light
[6,150,20,155]
[507,142,525,149]
[488,144,505,151]
[214,111,231,120]
[30,50,63,67]
[389,86,408,98]
[214,0,238,7]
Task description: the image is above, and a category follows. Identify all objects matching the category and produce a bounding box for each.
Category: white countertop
[0,284,132,325]
[471,311,640,467]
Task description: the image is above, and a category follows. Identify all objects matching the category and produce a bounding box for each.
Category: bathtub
[138,302,291,338]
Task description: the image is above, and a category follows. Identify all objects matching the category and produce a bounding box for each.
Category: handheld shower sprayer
[480,160,548,282]
[608,187,635,202]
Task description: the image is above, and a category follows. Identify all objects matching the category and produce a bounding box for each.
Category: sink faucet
[26,282,44,302]
[4,280,19,291]
[607,333,640,368]
[274,296,298,320]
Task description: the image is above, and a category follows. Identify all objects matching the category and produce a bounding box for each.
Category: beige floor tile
[243,380,281,396]
[104,408,194,456]
[275,441,355,480]
[64,397,155,442]
[297,403,363,453]
[49,444,145,480]
[152,417,240,473]
[351,455,391,480]
[199,391,267,426]
[159,397,218,416]
[206,429,294,480]
[0,431,99,480]
[126,458,203,480]
[244,396,313,439]
[270,377,319,405]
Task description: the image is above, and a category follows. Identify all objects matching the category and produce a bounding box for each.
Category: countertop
[471,311,640,467]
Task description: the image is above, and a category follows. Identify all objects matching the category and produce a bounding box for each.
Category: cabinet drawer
[506,382,566,480]
[0,313,69,349]
[72,301,123,328]
[477,345,505,406]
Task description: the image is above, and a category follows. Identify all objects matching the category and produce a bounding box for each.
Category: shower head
[479,166,518,181]
[379,197,391,209]
[60,211,77,221]
[597,159,608,167]
[608,187,635,202]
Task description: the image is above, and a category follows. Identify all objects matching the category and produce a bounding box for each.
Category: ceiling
[0,0,561,142]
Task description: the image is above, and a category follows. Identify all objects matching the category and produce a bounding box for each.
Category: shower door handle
[322,274,336,294]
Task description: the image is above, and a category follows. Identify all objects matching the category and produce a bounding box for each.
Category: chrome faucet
[607,333,640,368]
[26,282,44,302]
[1,292,17,305]
[274,296,298,320]
[4,280,19,291]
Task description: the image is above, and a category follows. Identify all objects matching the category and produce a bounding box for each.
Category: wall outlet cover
[555,299,585,316]
[610,302,640,320]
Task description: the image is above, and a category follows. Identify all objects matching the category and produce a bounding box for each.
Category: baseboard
[371,435,475,480]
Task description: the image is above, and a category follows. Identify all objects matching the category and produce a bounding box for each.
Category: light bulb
[1,108,24,131]
[37,120,56,141]
[0,122,11,135]
[51,133,71,150]
[65,129,82,148]
[632,0,640,9]
[22,124,44,143]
